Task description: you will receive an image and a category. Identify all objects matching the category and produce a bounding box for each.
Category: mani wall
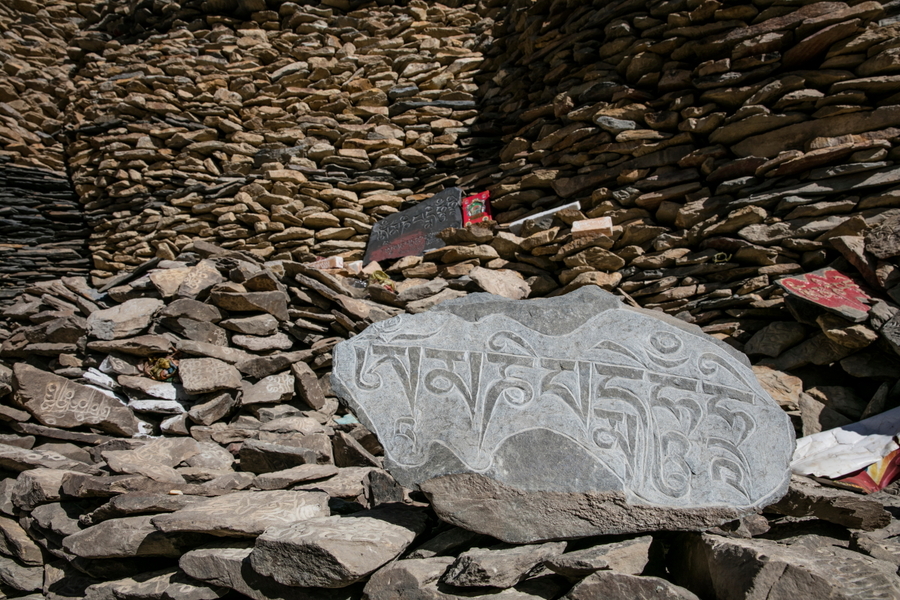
[1,0,900,597]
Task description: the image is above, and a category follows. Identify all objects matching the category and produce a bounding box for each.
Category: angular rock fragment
[253,464,339,490]
[545,535,652,578]
[250,504,427,588]
[443,542,566,588]
[181,541,360,600]
[178,359,242,395]
[768,475,890,530]
[238,439,318,474]
[152,490,329,536]
[0,554,42,592]
[87,298,163,340]
[62,515,200,559]
[670,533,900,600]
[12,467,81,510]
[84,567,228,600]
[564,571,699,600]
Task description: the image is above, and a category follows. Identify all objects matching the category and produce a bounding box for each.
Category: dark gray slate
[363,187,463,264]
[332,287,794,542]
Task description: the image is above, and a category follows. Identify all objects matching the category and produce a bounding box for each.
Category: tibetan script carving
[333,288,794,511]
[363,187,463,264]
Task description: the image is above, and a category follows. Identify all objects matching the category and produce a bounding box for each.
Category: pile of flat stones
[0,0,99,299]
[0,241,893,599]
[1,0,900,597]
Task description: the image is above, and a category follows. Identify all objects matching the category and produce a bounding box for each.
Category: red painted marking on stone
[780,269,871,313]
[368,231,426,263]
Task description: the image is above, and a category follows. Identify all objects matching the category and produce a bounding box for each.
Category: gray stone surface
[14,364,138,436]
[178,358,242,395]
[238,439,318,474]
[253,464,339,490]
[84,567,228,600]
[152,490,329,537]
[62,515,198,558]
[768,475,891,531]
[0,444,101,474]
[241,371,294,406]
[545,535,652,578]
[180,541,360,600]
[87,298,163,340]
[332,287,794,540]
[564,571,699,600]
[250,504,427,588]
[0,553,42,592]
[364,557,563,599]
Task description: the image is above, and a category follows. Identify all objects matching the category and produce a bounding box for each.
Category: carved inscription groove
[335,311,792,508]
[40,381,111,425]
[364,187,463,263]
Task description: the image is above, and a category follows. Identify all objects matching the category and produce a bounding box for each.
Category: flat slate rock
[13,364,138,436]
[178,358,242,395]
[670,532,900,600]
[442,542,566,588]
[332,287,794,542]
[62,515,202,559]
[363,187,463,264]
[180,541,361,600]
[564,571,699,600]
[87,298,164,340]
[151,490,329,537]
[776,268,873,322]
[84,567,228,600]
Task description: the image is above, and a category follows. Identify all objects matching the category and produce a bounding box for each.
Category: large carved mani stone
[332,287,795,543]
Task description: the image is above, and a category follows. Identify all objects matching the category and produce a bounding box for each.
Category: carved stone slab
[332,287,794,541]
[363,188,463,264]
[13,364,138,437]
[777,268,872,322]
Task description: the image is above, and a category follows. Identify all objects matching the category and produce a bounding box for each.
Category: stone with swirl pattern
[331,287,795,542]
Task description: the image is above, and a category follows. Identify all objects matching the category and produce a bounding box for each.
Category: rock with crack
[332,287,794,542]
[180,540,362,600]
[250,504,427,588]
[563,571,699,600]
[442,542,566,588]
[151,490,329,537]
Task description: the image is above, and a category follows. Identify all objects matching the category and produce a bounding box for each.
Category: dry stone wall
[62,0,495,275]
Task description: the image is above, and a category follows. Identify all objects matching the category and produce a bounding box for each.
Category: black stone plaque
[363,187,463,264]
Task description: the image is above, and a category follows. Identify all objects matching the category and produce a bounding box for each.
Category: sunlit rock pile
[0,238,892,599]
[1,0,900,598]
[0,0,98,297]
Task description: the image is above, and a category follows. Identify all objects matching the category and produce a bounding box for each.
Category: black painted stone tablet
[363,187,463,264]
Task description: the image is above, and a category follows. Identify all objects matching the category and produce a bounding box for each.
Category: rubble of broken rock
[0,240,894,599]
